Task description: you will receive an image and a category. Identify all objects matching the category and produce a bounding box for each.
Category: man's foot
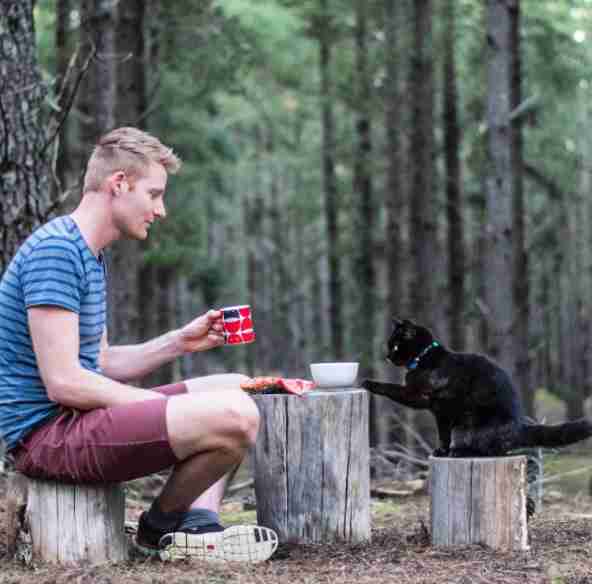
[134,512,278,563]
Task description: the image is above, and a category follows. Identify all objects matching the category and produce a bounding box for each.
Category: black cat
[362,318,592,458]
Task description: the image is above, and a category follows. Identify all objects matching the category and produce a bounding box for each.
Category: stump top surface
[429,455,527,463]
[252,387,365,399]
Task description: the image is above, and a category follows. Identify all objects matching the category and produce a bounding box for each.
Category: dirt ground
[1,474,591,584]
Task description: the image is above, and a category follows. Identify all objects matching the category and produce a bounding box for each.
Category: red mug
[220,305,255,345]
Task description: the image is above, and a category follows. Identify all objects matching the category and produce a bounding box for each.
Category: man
[0,127,277,562]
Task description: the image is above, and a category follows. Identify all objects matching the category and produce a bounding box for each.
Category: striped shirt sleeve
[21,237,85,313]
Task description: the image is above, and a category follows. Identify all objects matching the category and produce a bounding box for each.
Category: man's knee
[226,391,260,446]
[166,390,259,459]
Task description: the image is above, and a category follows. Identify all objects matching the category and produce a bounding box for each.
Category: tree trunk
[430,456,528,550]
[353,0,376,378]
[509,0,532,416]
[292,113,309,375]
[6,473,127,565]
[248,124,271,374]
[0,1,52,273]
[484,0,514,376]
[319,1,343,359]
[384,0,405,325]
[252,390,370,544]
[409,0,437,330]
[266,128,292,372]
[79,0,116,146]
[442,0,465,351]
[54,0,75,202]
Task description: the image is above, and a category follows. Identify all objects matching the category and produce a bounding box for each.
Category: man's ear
[108,171,128,196]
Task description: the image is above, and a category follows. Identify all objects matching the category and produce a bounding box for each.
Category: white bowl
[310,362,359,388]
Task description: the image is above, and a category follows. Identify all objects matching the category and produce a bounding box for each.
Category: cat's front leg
[361,379,431,409]
[361,379,405,397]
[432,416,452,457]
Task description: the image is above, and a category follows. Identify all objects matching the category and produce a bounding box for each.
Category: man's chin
[120,228,149,241]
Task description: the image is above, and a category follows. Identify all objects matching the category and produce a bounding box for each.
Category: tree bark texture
[384,0,405,324]
[54,0,75,199]
[485,0,514,376]
[252,390,370,544]
[79,0,116,147]
[248,124,273,374]
[430,456,528,550]
[0,1,51,273]
[509,0,532,416]
[319,0,343,359]
[442,0,465,351]
[409,0,437,331]
[353,0,376,377]
[267,128,293,364]
[6,473,127,565]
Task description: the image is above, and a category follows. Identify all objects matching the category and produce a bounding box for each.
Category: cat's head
[387,318,435,366]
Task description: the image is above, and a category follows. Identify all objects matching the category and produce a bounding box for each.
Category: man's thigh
[14,382,188,484]
[184,373,250,393]
[165,388,259,460]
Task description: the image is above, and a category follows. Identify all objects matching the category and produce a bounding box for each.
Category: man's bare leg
[179,374,248,513]
[136,381,277,560]
[157,379,257,512]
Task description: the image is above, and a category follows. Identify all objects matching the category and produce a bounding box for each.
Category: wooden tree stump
[5,472,128,565]
[430,455,528,550]
[252,388,370,544]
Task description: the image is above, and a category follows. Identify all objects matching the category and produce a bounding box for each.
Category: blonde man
[0,127,277,562]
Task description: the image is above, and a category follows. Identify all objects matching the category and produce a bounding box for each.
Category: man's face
[112,163,168,240]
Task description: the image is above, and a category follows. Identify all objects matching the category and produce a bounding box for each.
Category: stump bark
[5,473,128,565]
[252,388,370,544]
[430,455,528,550]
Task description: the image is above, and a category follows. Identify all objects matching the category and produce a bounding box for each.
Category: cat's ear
[392,317,403,328]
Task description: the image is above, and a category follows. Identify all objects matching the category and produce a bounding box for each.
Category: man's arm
[99,309,224,382]
[28,306,164,410]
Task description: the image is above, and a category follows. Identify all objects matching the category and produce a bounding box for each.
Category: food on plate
[240,377,316,396]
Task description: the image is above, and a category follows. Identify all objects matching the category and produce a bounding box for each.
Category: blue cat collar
[407,341,440,370]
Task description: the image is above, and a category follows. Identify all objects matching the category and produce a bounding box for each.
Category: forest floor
[0,469,591,584]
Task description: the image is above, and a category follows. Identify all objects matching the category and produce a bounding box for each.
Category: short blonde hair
[83,127,182,193]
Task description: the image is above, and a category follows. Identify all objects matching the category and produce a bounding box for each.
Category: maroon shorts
[13,382,187,484]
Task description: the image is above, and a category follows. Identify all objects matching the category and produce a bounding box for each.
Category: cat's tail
[520,417,592,448]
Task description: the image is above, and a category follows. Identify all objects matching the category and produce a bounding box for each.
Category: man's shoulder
[22,216,84,260]
[30,216,79,245]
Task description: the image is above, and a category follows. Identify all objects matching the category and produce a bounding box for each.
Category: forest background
[2,0,592,457]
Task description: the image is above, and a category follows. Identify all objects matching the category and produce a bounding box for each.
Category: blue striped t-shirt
[0,216,107,451]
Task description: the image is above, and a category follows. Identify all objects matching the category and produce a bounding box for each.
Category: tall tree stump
[252,388,370,544]
[430,455,528,550]
[5,473,128,565]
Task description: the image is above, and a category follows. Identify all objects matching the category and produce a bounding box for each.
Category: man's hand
[177,309,225,354]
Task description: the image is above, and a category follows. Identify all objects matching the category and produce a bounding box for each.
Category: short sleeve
[20,237,85,313]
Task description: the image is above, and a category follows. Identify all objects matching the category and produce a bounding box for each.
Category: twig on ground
[375,446,430,468]
[388,409,434,455]
[227,478,254,494]
[541,464,592,485]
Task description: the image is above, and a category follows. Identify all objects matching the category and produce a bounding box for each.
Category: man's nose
[155,200,166,218]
